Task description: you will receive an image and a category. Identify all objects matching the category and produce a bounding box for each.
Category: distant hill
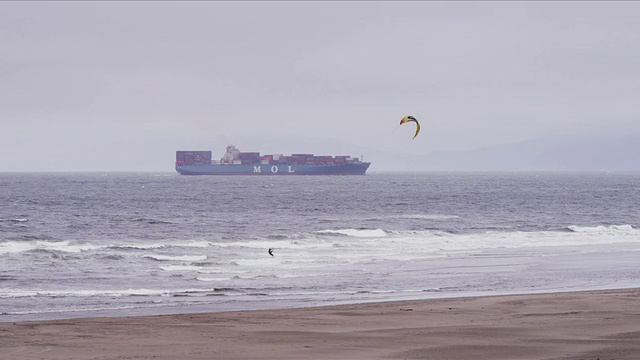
[406,134,640,172]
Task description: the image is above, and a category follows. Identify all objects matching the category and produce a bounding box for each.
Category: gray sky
[2,1,639,171]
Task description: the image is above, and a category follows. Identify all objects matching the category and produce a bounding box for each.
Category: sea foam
[316,228,387,238]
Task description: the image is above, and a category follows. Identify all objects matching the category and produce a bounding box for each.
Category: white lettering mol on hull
[252,165,296,174]
[253,165,296,174]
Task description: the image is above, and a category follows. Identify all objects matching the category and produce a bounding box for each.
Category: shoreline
[2,288,639,359]
[5,283,640,324]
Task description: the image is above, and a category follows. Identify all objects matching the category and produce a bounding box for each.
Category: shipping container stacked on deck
[238,152,261,165]
[261,155,273,165]
[278,155,289,165]
[177,149,362,167]
[176,151,212,166]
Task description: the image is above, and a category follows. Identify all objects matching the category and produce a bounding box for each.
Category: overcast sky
[2,2,639,171]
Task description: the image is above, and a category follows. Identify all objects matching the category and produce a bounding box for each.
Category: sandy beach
[1,289,639,360]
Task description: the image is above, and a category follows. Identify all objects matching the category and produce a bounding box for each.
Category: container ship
[176,145,371,175]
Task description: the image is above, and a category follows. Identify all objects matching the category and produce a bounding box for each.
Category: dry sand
[1,289,639,360]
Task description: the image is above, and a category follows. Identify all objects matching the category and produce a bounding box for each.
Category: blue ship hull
[176,163,370,175]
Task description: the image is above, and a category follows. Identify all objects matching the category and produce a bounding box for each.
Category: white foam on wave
[386,229,453,237]
[158,264,252,275]
[567,224,635,233]
[196,277,231,282]
[417,226,640,253]
[159,265,201,272]
[195,271,336,283]
[144,255,207,262]
[0,288,210,299]
[393,214,460,220]
[316,229,387,238]
[0,240,99,255]
[111,240,210,250]
[297,225,640,263]
[1,239,215,257]
[208,239,332,250]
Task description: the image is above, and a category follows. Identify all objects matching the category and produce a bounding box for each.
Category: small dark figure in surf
[268,248,274,256]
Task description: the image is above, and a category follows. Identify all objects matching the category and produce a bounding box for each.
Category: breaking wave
[0,288,214,299]
[316,229,387,238]
[392,214,460,220]
[144,255,208,262]
[0,218,28,223]
[109,240,210,250]
[0,241,99,255]
[566,224,635,233]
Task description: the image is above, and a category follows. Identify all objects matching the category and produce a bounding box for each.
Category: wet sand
[1,288,639,359]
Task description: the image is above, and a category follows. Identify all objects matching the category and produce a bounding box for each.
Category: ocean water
[1,172,639,322]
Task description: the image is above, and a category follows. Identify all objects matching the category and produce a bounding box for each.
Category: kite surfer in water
[268,248,274,256]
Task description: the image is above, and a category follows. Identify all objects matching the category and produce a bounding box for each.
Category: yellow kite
[399,116,420,139]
